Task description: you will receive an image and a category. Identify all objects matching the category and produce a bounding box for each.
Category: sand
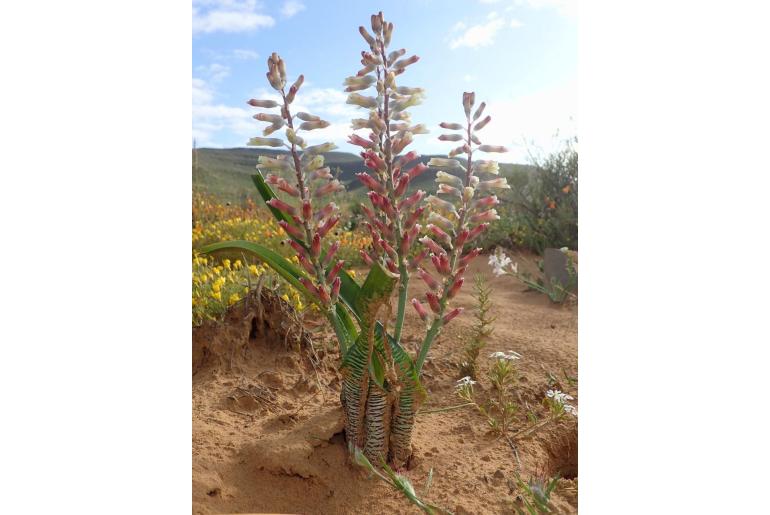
[193,255,578,514]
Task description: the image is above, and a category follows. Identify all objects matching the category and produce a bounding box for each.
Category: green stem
[416,317,443,372]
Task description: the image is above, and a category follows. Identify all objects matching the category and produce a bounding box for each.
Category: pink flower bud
[288,239,309,258]
[454,229,469,249]
[466,223,488,242]
[438,184,461,197]
[310,233,321,257]
[438,133,464,142]
[418,267,440,291]
[299,277,319,297]
[474,115,491,131]
[348,134,374,148]
[406,162,429,181]
[248,99,280,108]
[394,174,410,197]
[314,202,336,221]
[331,276,341,301]
[302,199,312,221]
[362,150,386,171]
[426,292,441,314]
[277,180,300,198]
[471,209,500,223]
[385,258,400,275]
[399,190,425,211]
[323,241,340,265]
[459,248,482,267]
[327,260,345,282]
[431,252,452,276]
[419,236,445,255]
[439,122,464,130]
[427,224,453,247]
[478,145,508,153]
[267,198,297,216]
[443,307,463,324]
[410,249,429,270]
[317,216,339,237]
[278,220,304,240]
[360,249,374,266]
[463,92,476,118]
[356,172,385,193]
[367,191,385,209]
[373,218,394,239]
[411,298,429,321]
[473,195,499,209]
[397,151,419,168]
[265,174,280,185]
[318,285,331,305]
[403,205,425,229]
[297,254,315,275]
[315,180,344,197]
[447,276,464,298]
[361,204,376,222]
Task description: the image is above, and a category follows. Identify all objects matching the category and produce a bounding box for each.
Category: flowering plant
[201,12,508,468]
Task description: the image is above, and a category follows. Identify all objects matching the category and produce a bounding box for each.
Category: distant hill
[192,147,536,203]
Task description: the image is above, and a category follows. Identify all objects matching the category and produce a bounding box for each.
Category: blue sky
[192,0,576,163]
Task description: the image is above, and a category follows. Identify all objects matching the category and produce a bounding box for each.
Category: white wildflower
[563,404,578,417]
[545,389,574,404]
[456,376,477,389]
[488,252,513,277]
[489,350,521,361]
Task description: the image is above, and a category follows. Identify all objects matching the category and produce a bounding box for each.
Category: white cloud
[192,76,253,146]
[280,0,305,18]
[449,18,506,49]
[463,74,477,82]
[192,0,275,34]
[510,19,523,28]
[196,63,230,82]
[232,49,259,60]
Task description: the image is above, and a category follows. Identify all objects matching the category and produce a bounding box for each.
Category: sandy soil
[193,255,578,514]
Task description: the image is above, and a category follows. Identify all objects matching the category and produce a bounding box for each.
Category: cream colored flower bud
[296,112,320,122]
[474,160,499,175]
[439,133,463,142]
[247,137,284,147]
[346,93,378,109]
[463,187,476,203]
[478,145,508,153]
[435,171,463,188]
[299,120,330,131]
[428,157,464,170]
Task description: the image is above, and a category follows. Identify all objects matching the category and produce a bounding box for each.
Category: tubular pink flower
[437,184,461,197]
[381,239,398,261]
[466,223,489,242]
[288,239,309,258]
[385,258,400,275]
[470,209,500,223]
[473,195,499,209]
[426,292,441,314]
[317,215,339,237]
[459,248,482,267]
[411,298,429,321]
[330,277,341,300]
[360,249,374,266]
[327,260,345,282]
[394,174,410,197]
[427,224,453,246]
[323,241,340,265]
[399,190,425,211]
[298,254,315,275]
[277,180,300,197]
[315,180,344,197]
[418,267,440,291]
[314,202,336,220]
[278,220,304,239]
[310,233,321,257]
[454,229,469,249]
[356,172,386,193]
[447,276,464,298]
[299,277,319,297]
[403,205,425,229]
[318,285,331,304]
[431,252,452,276]
[406,162,428,181]
[419,236,445,255]
[267,198,297,216]
[443,307,463,324]
[302,199,312,221]
[409,249,429,270]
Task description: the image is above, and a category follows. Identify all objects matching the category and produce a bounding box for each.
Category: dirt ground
[192,254,578,514]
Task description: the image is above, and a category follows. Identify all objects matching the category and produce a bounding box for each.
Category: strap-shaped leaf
[252,173,306,249]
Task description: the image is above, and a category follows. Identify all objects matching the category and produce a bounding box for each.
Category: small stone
[481,455,491,462]
[494,469,505,479]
